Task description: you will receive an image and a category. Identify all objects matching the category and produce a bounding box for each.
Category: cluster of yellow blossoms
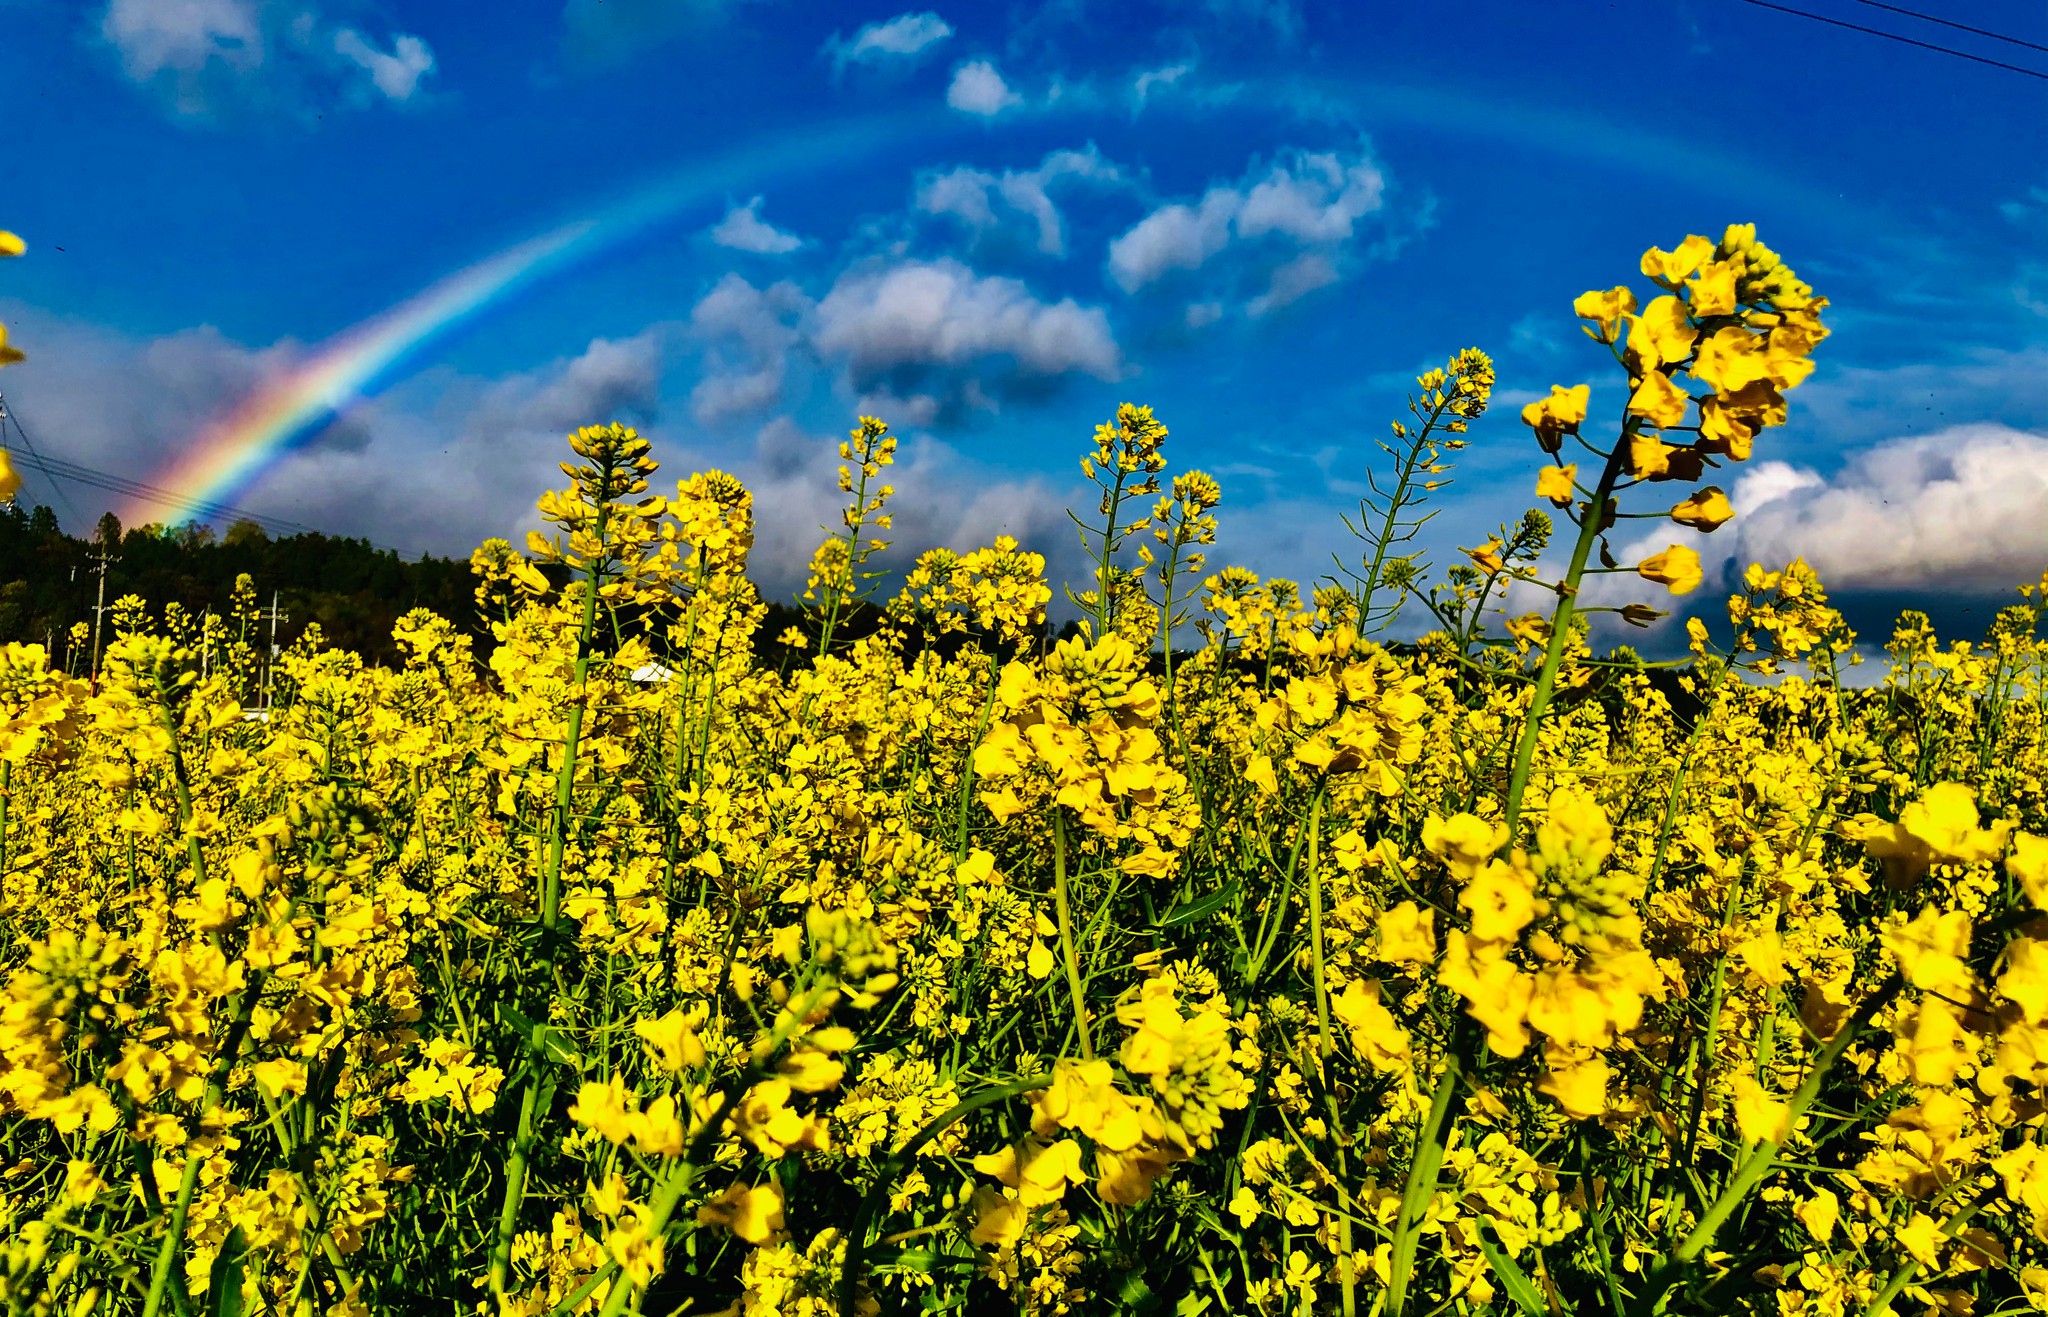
[4,229,2048,1317]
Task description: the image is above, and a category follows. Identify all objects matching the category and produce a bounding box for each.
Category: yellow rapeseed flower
[1670,486,1735,532]
[1636,545,1704,595]
[1572,286,1637,343]
[1534,463,1577,507]
[1626,370,1692,430]
[1640,235,1714,287]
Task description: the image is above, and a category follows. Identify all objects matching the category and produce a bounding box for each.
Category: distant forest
[0,502,828,675]
[0,502,476,669]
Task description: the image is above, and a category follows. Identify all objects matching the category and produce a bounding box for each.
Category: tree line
[0,504,476,670]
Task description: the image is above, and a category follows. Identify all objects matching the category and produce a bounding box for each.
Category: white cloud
[825,11,953,69]
[244,331,666,552]
[915,145,1124,257]
[1726,426,2048,593]
[1106,144,1391,320]
[1107,190,1241,292]
[332,28,434,102]
[946,59,1022,115]
[97,0,435,117]
[1132,61,1190,106]
[1245,251,1338,317]
[686,275,812,425]
[684,255,1124,429]
[101,0,262,106]
[813,258,1121,421]
[1559,425,2048,644]
[1236,152,1384,243]
[708,197,803,255]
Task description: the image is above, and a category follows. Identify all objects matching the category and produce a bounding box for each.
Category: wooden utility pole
[261,590,288,711]
[87,537,116,683]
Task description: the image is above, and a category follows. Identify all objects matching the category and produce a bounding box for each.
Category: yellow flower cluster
[4,228,2048,1317]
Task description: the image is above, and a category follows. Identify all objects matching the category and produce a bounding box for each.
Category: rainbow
[129,75,1867,533]
[127,110,944,531]
[131,223,594,529]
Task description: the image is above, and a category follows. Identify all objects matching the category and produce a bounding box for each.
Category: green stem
[1385,1022,1469,1316]
[140,977,263,1317]
[1632,973,1904,1317]
[1387,427,1625,1317]
[591,1066,767,1317]
[1303,787,1355,1317]
[544,552,604,931]
[152,685,209,885]
[1858,1198,1986,1317]
[1051,810,1093,1059]
[837,1075,1052,1317]
[1305,789,1334,1059]
[488,1077,541,1300]
[1501,437,1627,835]
[1355,390,1457,631]
[953,653,1003,860]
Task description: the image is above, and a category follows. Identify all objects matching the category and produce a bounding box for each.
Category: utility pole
[262,590,288,712]
[87,535,116,684]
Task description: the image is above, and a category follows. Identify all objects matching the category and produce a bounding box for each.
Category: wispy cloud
[1107,143,1391,317]
[1131,61,1190,107]
[946,58,1022,115]
[97,0,436,118]
[686,274,810,424]
[915,144,1125,257]
[814,257,1122,423]
[708,197,803,255]
[823,11,953,71]
[332,28,435,102]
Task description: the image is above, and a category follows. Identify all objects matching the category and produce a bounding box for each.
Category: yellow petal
[1636,545,1704,596]
[1534,463,1577,508]
[1670,486,1735,532]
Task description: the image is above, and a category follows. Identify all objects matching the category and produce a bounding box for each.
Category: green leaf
[499,1003,583,1068]
[1117,1272,1160,1311]
[1160,878,1240,928]
[1476,1225,1548,1317]
[206,1225,247,1317]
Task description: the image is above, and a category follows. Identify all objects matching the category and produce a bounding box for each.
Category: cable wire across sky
[0,392,419,555]
[1840,0,2048,55]
[1731,0,2048,80]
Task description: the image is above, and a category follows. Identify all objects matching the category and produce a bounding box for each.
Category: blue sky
[1,0,2044,639]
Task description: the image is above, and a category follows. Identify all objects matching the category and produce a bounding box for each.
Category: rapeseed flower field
[4,225,2048,1317]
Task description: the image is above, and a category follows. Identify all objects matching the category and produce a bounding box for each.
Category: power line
[4,446,313,538]
[1841,0,2048,55]
[0,394,82,524]
[1731,0,2048,79]
[0,392,420,556]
